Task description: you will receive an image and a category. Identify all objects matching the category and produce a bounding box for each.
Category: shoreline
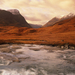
[0,39,75,50]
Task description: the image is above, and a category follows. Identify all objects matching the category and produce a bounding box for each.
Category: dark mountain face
[0,9,31,28]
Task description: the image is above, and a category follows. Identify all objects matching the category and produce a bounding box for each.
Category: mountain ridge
[0,9,31,27]
[7,9,20,15]
[43,13,75,27]
[0,10,75,46]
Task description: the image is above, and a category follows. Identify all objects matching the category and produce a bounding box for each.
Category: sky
[0,0,75,25]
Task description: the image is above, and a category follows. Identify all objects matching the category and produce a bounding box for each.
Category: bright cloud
[0,0,75,25]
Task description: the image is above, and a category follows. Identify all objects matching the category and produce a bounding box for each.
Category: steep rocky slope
[0,9,31,27]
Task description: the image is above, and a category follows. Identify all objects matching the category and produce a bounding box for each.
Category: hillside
[43,13,75,27]
[0,16,75,46]
[0,9,31,27]
[43,17,59,27]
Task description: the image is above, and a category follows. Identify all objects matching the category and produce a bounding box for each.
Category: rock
[69,46,75,50]
[12,57,20,62]
[0,54,20,63]
[0,58,12,65]
[0,44,9,48]
[63,55,67,59]
[29,48,40,51]
[61,46,64,49]
[9,45,22,49]
[60,43,69,49]
[25,44,33,47]
[14,51,23,54]
[64,43,69,49]
[67,55,75,64]
[0,48,11,53]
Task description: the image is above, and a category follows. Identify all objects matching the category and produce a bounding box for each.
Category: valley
[0,9,75,75]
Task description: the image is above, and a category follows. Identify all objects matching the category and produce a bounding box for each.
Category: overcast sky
[0,0,75,25]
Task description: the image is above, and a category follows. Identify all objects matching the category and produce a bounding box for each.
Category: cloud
[25,16,41,21]
[0,0,75,25]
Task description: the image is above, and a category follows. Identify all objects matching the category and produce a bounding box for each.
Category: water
[0,44,75,75]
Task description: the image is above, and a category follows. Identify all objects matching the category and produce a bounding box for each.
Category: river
[0,44,75,75]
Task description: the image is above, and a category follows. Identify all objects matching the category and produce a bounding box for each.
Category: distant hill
[0,9,31,28]
[43,13,75,27]
[39,16,75,33]
[43,17,59,27]
[30,24,42,28]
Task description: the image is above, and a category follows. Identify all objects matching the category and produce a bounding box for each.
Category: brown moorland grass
[0,17,75,46]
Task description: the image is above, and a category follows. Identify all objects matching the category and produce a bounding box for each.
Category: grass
[0,23,75,46]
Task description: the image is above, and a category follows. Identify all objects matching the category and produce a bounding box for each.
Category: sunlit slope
[0,17,75,46]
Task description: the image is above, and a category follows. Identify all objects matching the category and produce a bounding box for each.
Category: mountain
[0,13,75,46]
[38,16,75,34]
[43,17,59,27]
[7,9,20,15]
[43,13,75,27]
[0,9,31,27]
[60,13,75,21]
[30,24,42,28]
[0,16,75,46]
